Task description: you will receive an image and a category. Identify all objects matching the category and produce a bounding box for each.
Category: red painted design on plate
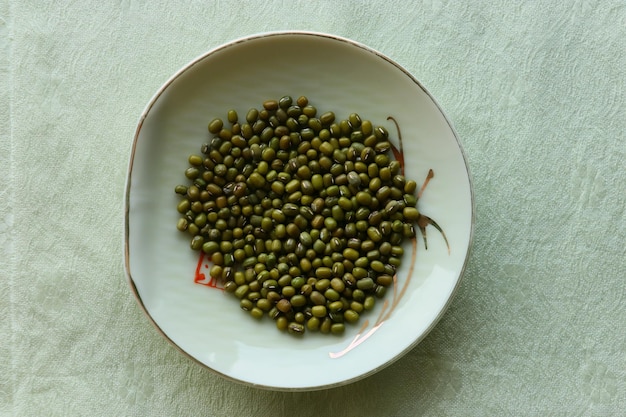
[194,252,223,290]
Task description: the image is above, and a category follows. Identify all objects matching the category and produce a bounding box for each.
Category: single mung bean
[324,288,340,301]
[388,160,401,175]
[388,256,402,268]
[308,118,322,132]
[175,184,188,195]
[349,300,364,313]
[319,111,335,125]
[355,191,372,206]
[185,167,200,180]
[311,305,327,318]
[240,298,254,311]
[363,134,378,148]
[287,105,302,118]
[248,172,266,189]
[290,294,307,307]
[324,217,338,231]
[403,223,416,238]
[247,291,261,302]
[343,248,359,261]
[374,125,388,139]
[281,285,297,298]
[276,299,292,313]
[262,99,279,111]
[354,257,369,269]
[244,108,258,123]
[274,316,288,331]
[347,171,361,186]
[314,278,330,292]
[391,245,404,257]
[271,209,286,223]
[348,113,361,128]
[287,322,305,335]
[188,155,203,167]
[285,179,300,194]
[376,274,394,287]
[349,288,364,302]
[363,296,376,310]
[301,180,314,195]
[320,318,332,334]
[330,277,345,292]
[344,309,359,323]
[360,120,373,136]
[234,284,249,299]
[278,95,293,109]
[318,141,334,156]
[352,267,368,280]
[328,300,343,312]
[330,323,345,335]
[190,235,204,250]
[402,179,417,194]
[201,241,219,255]
[310,291,326,305]
[176,218,189,231]
[307,317,320,331]
[330,205,344,221]
[404,194,417,207]
[375,285,387,298]
[367,227,383,242]
[403,207,420,222]
[187,223,199,236]
[218,129,232,141]
[302,104,316,117]
[294,312,306,324]
[356,277,375,290]
[292,96,307,107]
[208,118,223,133]
[250,307,264,319]
[223,281,237,293]
[315,267,332,280]
[368,211,383,225]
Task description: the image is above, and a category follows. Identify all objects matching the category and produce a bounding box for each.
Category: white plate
[124,31,474,391]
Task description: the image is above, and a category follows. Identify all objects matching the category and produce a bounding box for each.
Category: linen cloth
[2,1,625,415]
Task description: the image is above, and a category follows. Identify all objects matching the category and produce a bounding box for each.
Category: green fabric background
[2,1,625,415]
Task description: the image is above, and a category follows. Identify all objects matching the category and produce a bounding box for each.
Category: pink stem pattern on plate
[329,116,449,358]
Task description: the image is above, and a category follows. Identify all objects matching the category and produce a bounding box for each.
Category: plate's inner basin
[127,33,472,390]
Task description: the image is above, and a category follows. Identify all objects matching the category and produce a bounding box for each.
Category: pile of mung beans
[175,96,422,336]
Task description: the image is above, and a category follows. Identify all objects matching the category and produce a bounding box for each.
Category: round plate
[124,31,473,391]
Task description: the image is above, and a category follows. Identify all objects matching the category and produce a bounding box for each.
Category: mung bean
[175,96,433,337]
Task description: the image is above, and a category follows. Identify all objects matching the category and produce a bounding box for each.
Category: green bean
[328,300,343,312]
[324,288,340,301]
[307,317,320,331]
[376,274,394,287]
[319,111,335,125]
[403,207,420,222]
[208,118,223,134]
[276,316,288,331]
[363,295,376,310]
[176,218,189,231]
[190,235,204,250]
[330,323,345,335]
[356,277,375,290]
[263,99,279,111]
[344,309,360,324]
